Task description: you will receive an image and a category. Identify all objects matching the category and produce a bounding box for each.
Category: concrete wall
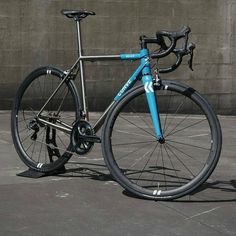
[0,0,235,114]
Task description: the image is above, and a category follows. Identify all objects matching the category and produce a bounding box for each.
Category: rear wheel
[102,80,222,200]
[11,66,80,173]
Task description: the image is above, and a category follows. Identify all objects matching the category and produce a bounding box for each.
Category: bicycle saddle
[61,9,95,20]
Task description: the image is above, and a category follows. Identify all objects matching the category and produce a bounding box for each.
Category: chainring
[71,120,94,155]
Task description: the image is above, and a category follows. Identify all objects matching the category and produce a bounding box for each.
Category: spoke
[56,133,68,149]
[19,126,29,133]
[113,140,156,146]
[163,144,181,186]
[64,132,70,138]
[20,127,45,144]
[21,106,37,116]
[113,129,153,138]
[167,139,210,151]
[129,148,153,170]
[166,118,208,138]
[55,86,69,116]
[165,142,204,164]
[165,114,190,137]
[35,139,71,155]
[35,140,84,158]
[115,142,154,162]
[20,131,33,144]
[38,128,46,162]
[127,167,189,181]
[162,92,172,133]
[124,175,187,187]
[163,96,187,134]
[126,166,190,181]
[165,144,195,177]
[119,115,156,138]
[136,142,159,185]
[21,109,35,128]
[25,140,34,152]
[17,116,35,123]
[31,138,36,160]
[129,105,154,136]
[20,109,36,115]
[44,133,47,164]
[160,145,167,190]
[151,143,161,185]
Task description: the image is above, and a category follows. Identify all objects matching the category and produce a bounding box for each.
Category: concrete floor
[0,111,235,236]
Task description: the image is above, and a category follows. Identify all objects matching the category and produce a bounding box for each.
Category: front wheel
[102,80,222,200]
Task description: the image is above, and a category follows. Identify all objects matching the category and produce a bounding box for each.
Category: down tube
[142,75,164,140]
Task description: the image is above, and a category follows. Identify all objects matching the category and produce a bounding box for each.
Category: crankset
[71,120,101,155]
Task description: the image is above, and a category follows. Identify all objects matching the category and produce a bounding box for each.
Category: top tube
[79,49,149,62]
[120,49,149,60]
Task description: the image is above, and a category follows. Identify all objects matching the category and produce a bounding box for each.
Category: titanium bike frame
[37,20,164,140]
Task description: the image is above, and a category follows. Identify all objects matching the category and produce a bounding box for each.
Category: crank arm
[78,134,101,143]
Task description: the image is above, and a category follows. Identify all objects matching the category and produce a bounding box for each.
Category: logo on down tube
[118,80,132,97]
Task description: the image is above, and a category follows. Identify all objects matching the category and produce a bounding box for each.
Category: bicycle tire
[11,66,80,173]
[102,80,222,200]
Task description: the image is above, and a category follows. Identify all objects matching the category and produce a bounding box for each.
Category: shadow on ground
[52,162,236,203]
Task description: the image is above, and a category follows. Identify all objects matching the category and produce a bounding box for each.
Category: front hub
[158,137,165,144]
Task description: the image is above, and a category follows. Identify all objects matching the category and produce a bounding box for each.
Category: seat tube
[76,20,89,120]
[141,50,163,140]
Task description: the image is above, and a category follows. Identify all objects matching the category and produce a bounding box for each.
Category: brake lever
[187,43,195,71]
[188,50,194,71]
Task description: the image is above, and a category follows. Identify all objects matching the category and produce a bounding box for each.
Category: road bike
[11,9,222,200]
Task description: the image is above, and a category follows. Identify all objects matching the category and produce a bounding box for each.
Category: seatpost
[76,19,89,120]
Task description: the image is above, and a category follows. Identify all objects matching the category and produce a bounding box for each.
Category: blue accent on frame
[142,75,163,139]
[114,49,149,101]
[120,49,149,60]
[114,63,145,101]
[114,49,163,140]
[141,51,163,139]
[120,54,142,60]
